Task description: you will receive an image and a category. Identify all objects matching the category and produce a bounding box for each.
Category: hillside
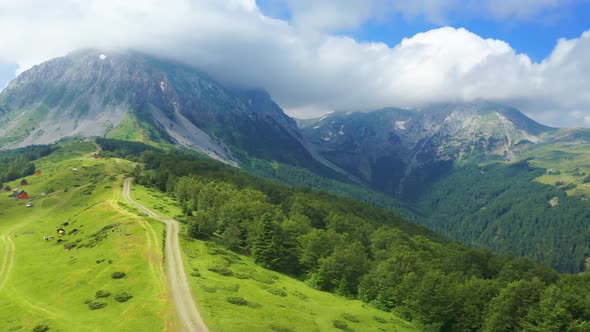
[0,142,419,331]
[414,160,590,272]
[300,104,590,273]
[124,143,590,331]
[1,140,590,331]
[0,143,178,331]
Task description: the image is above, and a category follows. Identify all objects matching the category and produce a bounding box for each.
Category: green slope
[0,143,179,331]
[131,184,418,332]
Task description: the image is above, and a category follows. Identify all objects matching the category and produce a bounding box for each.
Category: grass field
[525,143,590,197]
[0,143,179,331]
[132,184,419,332]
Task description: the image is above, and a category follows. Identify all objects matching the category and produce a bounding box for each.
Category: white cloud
[276,0,565,29]
[487,0,561,20]
[0,0,589,127]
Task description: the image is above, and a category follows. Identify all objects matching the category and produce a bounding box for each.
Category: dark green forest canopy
[0,145,56,186]
[126,147,590,332]
[414,160,590,273]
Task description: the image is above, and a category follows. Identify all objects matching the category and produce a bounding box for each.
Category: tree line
[0,145,55,188]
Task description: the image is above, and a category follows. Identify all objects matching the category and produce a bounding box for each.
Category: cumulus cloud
[0,0,589,127]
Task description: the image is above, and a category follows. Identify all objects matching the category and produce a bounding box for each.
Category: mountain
[0,49,320,170]
[300,102,555,196]
[2,50,589,273]
[299,104,590,272]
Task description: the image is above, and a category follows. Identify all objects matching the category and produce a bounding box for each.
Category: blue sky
[257,0,590,62]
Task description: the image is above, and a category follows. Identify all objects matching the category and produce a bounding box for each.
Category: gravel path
[123,178,208,332]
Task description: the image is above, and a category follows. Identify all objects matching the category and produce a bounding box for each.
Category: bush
[32,325,49,332]
[114,292,133,303]
[332,320,348,330]
[207,265,233,276]
[226,296,248,306]
[111,272,126,279]
[342,313,360,323]
[88,301,107,310]
[95,290,111,298]
[270,324,293,332]
[266,288,287,297]
[190,271,201,277]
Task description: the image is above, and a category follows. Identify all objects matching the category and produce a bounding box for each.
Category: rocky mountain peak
[0,50,317,169]
[299,102,554,195]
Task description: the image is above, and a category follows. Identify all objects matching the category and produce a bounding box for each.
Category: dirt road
[123,178,208,332]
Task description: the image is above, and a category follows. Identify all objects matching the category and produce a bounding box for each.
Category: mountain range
[1,50,589,272]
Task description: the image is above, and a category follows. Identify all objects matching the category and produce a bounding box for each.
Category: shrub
[332,320,348,330]
[270,324,293,332]
[266,288,287,297]
[114,292,133,303]
[32,325,49,332]
[88,301,107,310]
[95,290,111,298]
[111,272,126,279]
[207,265,233,276]
[190,271,201,277]
[342,313,360,323]
[226,296,248,306]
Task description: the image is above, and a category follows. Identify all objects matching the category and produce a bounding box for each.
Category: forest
[0,145,55,188]
[415,161,590,273]
[124,148,590,332]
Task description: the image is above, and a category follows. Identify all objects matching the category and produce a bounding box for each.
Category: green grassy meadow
[0,143,179,331]
[525,143,590,196]
[132,185,419,332]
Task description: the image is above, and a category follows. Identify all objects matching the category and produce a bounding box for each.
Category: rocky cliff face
[0,50,315,167]
[300,102,555,196]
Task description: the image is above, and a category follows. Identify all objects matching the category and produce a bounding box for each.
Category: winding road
[123,178,208,332]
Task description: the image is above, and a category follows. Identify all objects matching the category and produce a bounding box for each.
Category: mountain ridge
[0,50,326,171]
[299,101,556,196]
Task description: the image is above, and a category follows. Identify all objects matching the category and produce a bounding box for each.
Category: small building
[26,201,33,208]
[20,179,28,186]
[17,190,28,200]
[34,170,41,176]
[94,153,104,159]
[3,186,11,192]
